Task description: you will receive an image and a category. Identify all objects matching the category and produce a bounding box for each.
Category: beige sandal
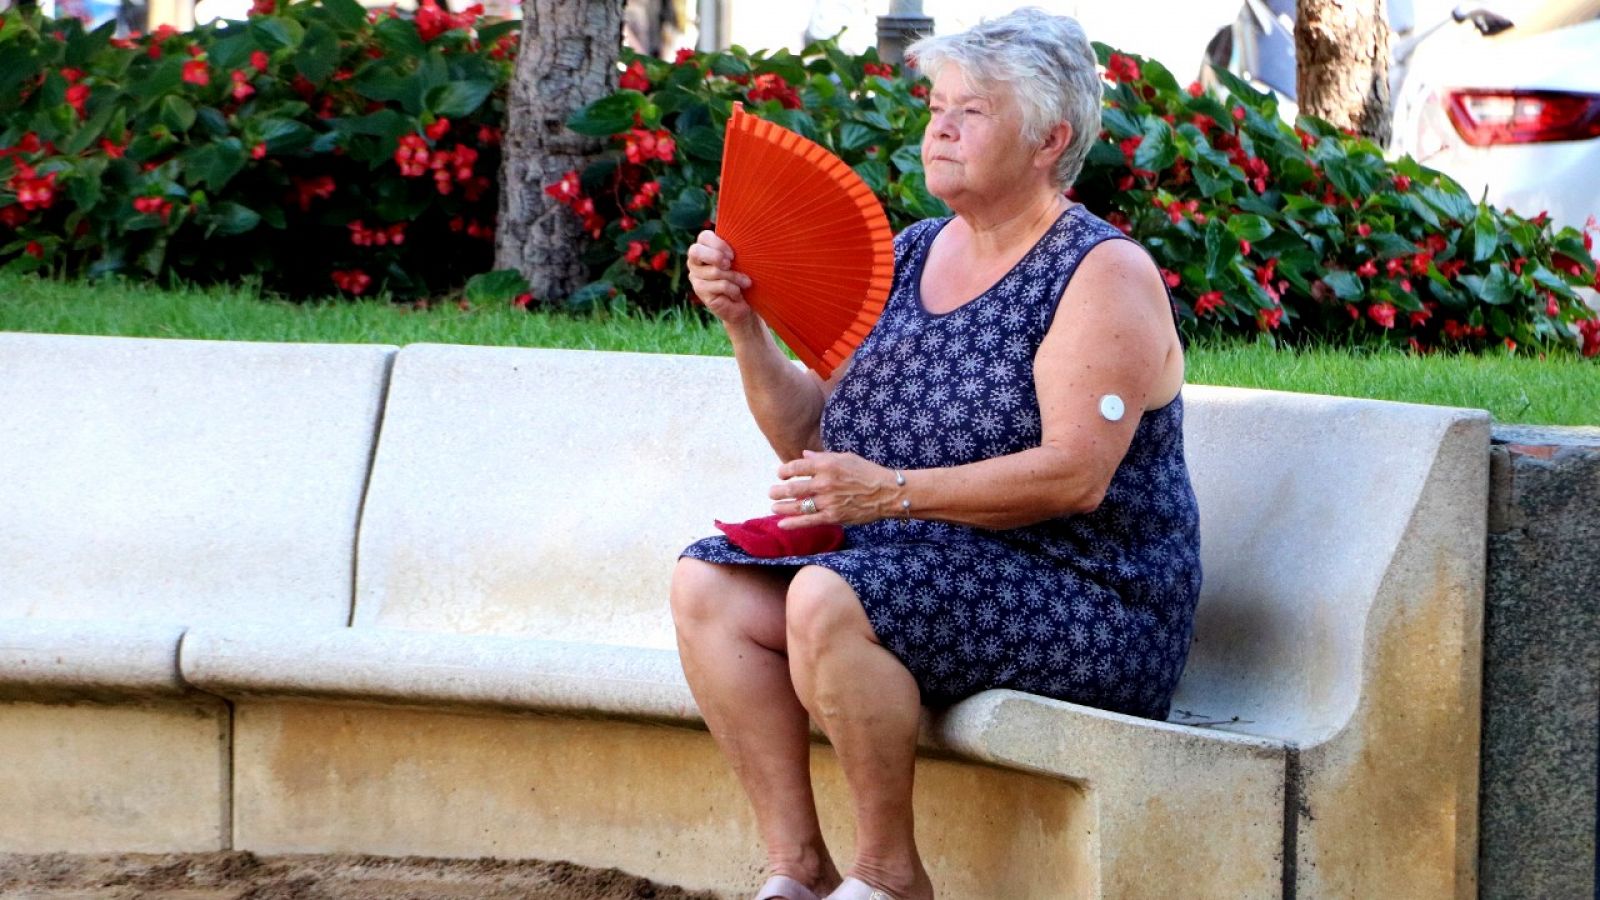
[756,874,822,900]
[824,876,896,900]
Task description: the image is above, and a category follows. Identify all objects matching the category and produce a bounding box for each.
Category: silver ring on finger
[799,496,818,515]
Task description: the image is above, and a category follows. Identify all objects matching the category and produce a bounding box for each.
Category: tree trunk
[1294,0,1391,145]
[496,1,625,304]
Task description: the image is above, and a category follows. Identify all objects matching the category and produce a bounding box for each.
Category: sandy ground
[0,851,720,900]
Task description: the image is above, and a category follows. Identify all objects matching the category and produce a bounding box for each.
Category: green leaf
[853,159,889,194]
[158,95,196,133]
[426,79,494,118]
[889,142,922,175]
[319,0,369,31]
[294,23,339,83]
[768,108,817,140]
[1466,266,1517,305]
[1472,208,1498,263]
[567,91,646,136]
[838,122,876,153]
[257,117,313,153]
[250,16,302,51]
[666,185,713,231]
[1226,213,1273,243]
[1133,119,1177,172]
[465,268,532,304]
[1324,270,1363,300]
[204,201,261,236]
[373,16,424,57]
[565,280,616,312]
[185,140,247,192]
[1204,218,1237,280]
[1101,106,1142,139]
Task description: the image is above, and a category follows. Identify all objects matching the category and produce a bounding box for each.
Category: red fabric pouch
[714,514,845,558]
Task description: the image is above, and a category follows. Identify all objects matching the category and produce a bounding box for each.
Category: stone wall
[1482,424,1600,899]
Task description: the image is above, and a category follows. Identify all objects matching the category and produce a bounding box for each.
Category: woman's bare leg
[670,558,843,894]
[785,565,933,900]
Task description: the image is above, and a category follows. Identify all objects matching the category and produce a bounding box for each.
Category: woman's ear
[1037,122,1073,173]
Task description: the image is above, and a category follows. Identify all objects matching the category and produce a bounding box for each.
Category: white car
[1391,4,1600,238]
[1209,1,1600,237]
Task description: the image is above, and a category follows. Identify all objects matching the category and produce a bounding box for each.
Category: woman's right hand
[686,230,755,327]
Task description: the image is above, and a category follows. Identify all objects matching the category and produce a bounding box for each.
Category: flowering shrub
[553,41,1598,357]
[0,0,516,299]
[545,39,943,312]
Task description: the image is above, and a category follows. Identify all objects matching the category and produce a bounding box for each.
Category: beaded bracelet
[894,468,910,516]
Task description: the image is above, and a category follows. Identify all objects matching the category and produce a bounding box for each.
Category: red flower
[1232,105,1246,123]
[1106,211,1131,235]
[512,292,534,309]
[65,83,89,117]
[1256,305,1283,330]
[674,47,697,66]
[649,249,670,271]
[1577,317,1600,357]
[748,72,801,109]
[24,240,43,258]
[331,269,372,296]
[1161,268,1181,289]
[1545,295,1560,316]
[1393,174,1412,192]
[415,0,450,41]
[620,60,650,92]
[1238,239,1252,256]
[864,62,895,78]
[1186,81,1203,97]
[425,117,451,141]
[621,128,676,164]
[1438,259,1466,280]
[251,142,267,159]
[1511,256,1527,275]
[1118,135,1142,163]
[289,174,336,211]
[1194,291,1225,317]
[1503,337,1517,352]
[626,180,662,211]
[394,134,430,177]
[1386,257,1407,278]
[1367,302,1397,329]
[1105,53,1141,84]
[12,172,57,211]
[0,204,28,227]
[1356,223,1372,238]
[251,0,274,13]
[230,70,254,101]
[1410,305,1432,328]
[477,125,502,145]
[1242,156,1270,193]
[133,195,173,222]
[910,83,928,100]
[1190,114,1216,134]
[251,50,270,72]
[625,241,646,264]
[99,137,126,158]
[182,60,209,86]
[544,169,581,206]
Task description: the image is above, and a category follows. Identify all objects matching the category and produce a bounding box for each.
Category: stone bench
[0,333,1489,898]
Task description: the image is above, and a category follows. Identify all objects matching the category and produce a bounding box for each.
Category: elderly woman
[670,8,1201,900]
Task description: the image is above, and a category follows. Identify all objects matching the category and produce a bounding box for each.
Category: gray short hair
[907,8,1103,189]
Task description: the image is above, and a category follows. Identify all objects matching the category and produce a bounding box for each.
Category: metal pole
[876,0,932,66]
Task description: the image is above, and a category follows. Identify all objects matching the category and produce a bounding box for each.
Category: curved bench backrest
[0,333,394,628]
[354,345,774,647]
[1175,385,1484,742]
[355,346,1486,745]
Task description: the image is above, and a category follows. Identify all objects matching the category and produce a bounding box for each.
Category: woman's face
[920,66,1040,208]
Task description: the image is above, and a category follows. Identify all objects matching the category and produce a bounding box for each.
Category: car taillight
[1445,89,1600,146]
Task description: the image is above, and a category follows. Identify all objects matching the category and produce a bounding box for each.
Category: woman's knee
[785,566,871,651]
[669,558,731,628]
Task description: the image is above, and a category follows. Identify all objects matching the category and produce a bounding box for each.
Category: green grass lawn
[2,273,1596,427]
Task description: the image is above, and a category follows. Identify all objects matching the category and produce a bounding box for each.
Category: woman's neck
[955,188,1070,259]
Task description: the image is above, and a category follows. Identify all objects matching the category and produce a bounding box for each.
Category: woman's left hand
[770,450,898,528]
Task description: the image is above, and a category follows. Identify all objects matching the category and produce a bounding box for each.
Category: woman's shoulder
[891,216,951,254]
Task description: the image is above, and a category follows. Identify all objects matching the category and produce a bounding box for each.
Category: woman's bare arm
[770,239,1178,529]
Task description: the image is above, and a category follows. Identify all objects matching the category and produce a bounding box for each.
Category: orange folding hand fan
[716,102,895,379]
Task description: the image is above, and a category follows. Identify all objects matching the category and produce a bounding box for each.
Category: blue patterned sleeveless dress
[680,204,1202,721]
